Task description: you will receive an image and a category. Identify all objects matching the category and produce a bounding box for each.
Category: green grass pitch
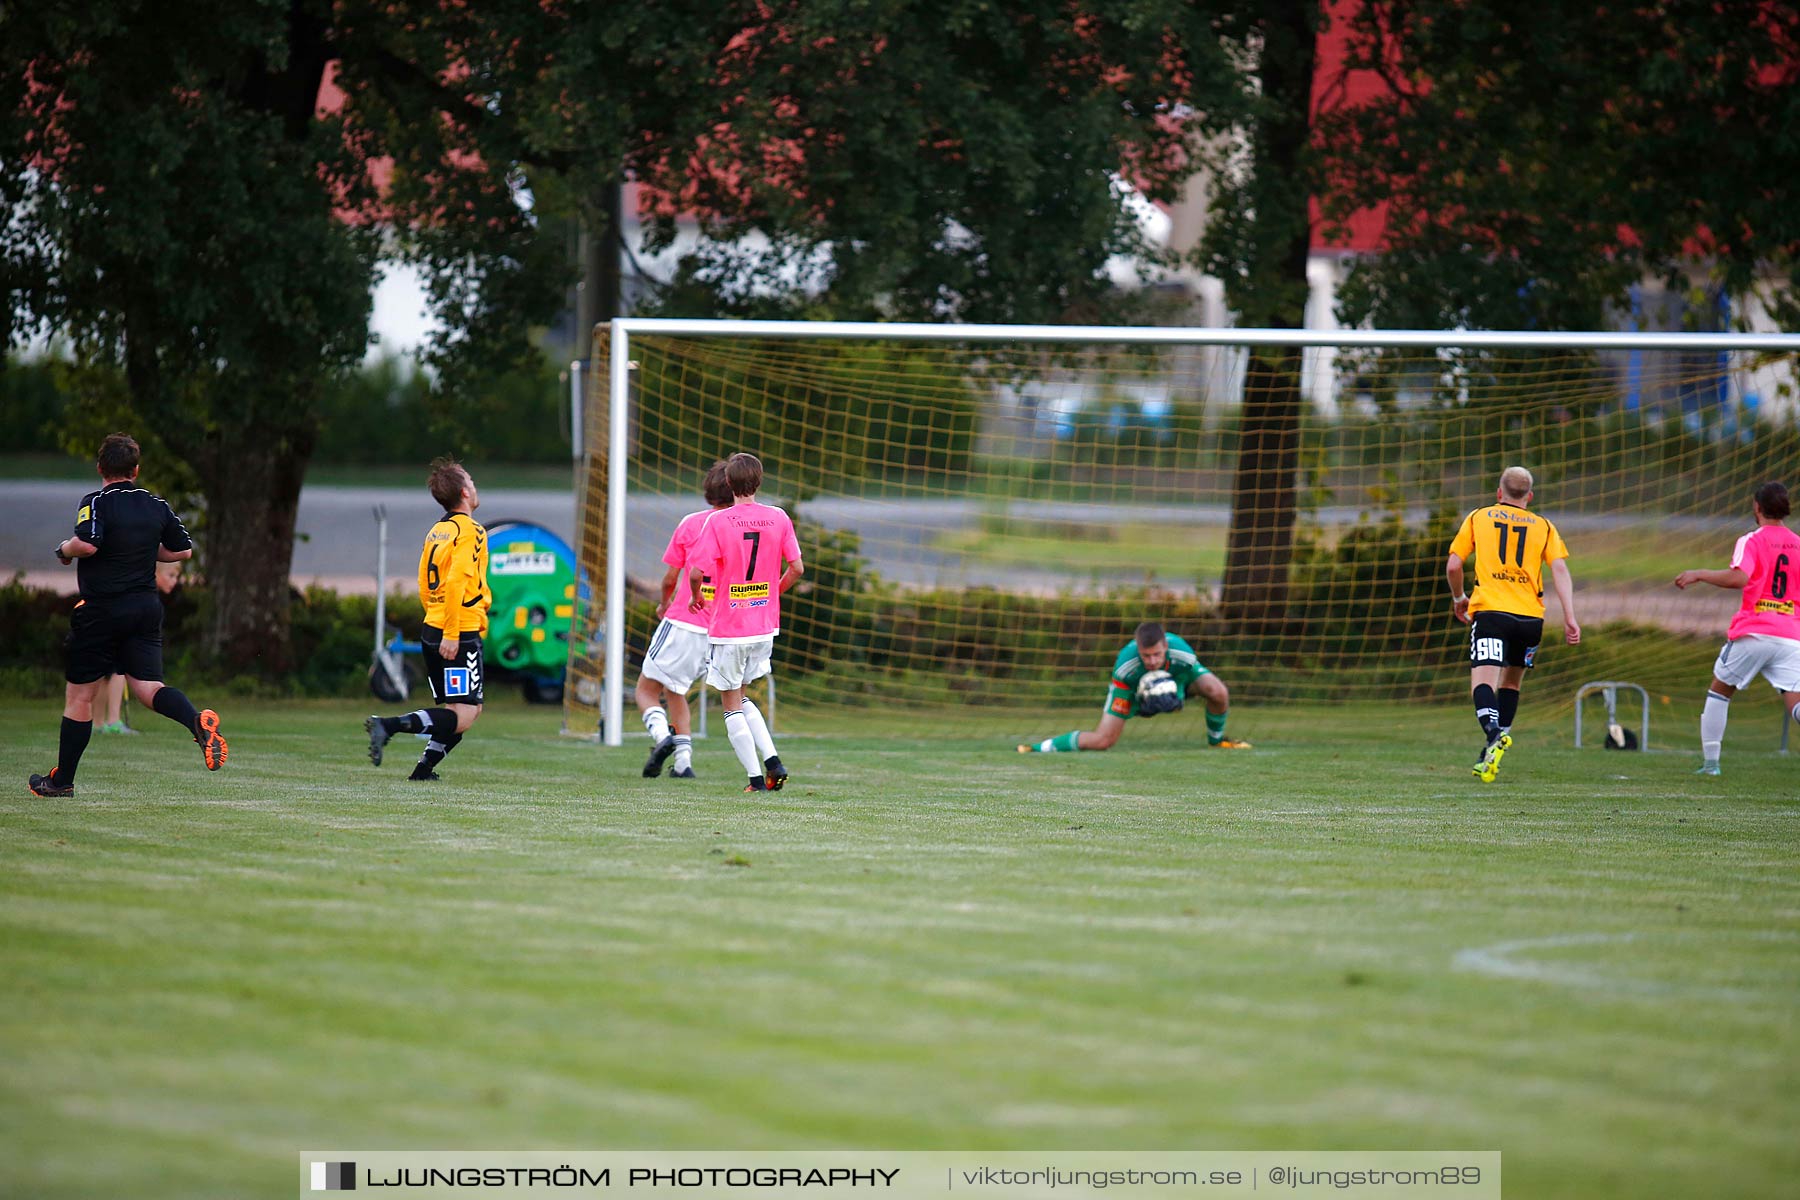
[2,696,1795,1199]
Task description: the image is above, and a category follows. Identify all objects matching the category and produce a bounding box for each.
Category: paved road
[4,481,1246,593]
[0,480,1746,634]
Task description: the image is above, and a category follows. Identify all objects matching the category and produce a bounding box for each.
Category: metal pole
[570,356,586,684]
[603,321,631,746]
[569,359,584,461]
[372,505,388,659]
[607,317,1800,354]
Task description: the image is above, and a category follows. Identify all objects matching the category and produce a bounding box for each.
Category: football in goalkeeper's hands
[1135,669,1183,717]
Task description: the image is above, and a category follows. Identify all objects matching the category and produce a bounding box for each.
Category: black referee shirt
[70,481,193,601]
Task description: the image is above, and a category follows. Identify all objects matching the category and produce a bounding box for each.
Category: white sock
[1700,691,1729,763]
[1037,737,1057,753]
[740,698,778,760]
[672,735,692,772]
[723,710,761,778]
[642,705,670,744]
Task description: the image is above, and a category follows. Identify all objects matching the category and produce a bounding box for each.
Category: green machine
[485,520,580,703]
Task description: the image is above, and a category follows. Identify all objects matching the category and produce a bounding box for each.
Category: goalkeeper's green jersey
[1105,633,1211,719]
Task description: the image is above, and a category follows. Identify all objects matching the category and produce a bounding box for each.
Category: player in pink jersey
[687,453,803,792]
[636,461,732,779]
[1674,481,1800,776]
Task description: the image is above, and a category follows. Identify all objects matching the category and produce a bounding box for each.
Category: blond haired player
[1447,466,1581,782]
[365,457,491,781]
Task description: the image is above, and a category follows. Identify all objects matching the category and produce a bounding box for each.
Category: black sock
[1472,684,1500,740]
[382,711,423,735]
[1498,688,1520,729]
[385,707,458,737]
[152,686,200,737]
[56,717,93,785]
[412,731,462,779]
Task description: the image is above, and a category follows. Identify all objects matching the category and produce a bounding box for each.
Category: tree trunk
[1223,348,1304,631]
[577,180,623,348]
[1219,0,1318,633]
[197,425,314,671]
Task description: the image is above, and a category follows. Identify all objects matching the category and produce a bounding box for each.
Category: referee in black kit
[28,433,227,797]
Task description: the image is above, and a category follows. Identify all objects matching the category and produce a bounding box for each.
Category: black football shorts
[1469,611,1544,669]
[423,626,485,705]
[65,593,165,684]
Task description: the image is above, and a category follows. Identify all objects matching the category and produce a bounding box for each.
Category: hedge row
[3,546,1716,711]
[0,577,428,700]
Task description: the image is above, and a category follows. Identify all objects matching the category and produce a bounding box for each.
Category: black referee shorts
[65,593,165,684]
[1469,610,1544,669]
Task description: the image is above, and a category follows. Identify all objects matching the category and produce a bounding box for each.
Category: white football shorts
[641,620,710,693]
[1712,634,1800,692]
[706,637,774,691]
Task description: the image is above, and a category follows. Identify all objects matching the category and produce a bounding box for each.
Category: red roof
[1311,1,1388,254]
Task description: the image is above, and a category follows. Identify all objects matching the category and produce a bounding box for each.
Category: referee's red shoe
[28,770,73,798]
[196,709,228,770]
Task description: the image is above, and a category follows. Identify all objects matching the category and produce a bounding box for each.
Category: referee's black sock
[56,717,92,786]
[1472,684,1501,742]
[152,686,201,737]
[1498,688,1520,730]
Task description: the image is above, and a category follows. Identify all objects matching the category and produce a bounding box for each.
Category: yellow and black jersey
[419,512,490,637]
[1448,502,1569,618]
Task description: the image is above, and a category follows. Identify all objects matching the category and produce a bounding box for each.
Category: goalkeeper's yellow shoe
[1210,737,1254,749]
[1472,733,1512,783]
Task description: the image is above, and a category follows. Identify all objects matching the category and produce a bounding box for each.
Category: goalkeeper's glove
[1135,689,1184,718]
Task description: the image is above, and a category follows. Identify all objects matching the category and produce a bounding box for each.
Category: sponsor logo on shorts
[443,667,471,697]
[1110,696,1132,716]
[1523,645,1538,667]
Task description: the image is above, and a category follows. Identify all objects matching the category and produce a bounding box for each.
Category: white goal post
[570,318,1800,746]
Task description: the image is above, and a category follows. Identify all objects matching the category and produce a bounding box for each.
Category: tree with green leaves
[627,3,1325,631]
[629,2,1240,324]
[1189,0,1322,632]
[3,2,573,666]
[1318,0,1800,331]
[5,0,1269,666]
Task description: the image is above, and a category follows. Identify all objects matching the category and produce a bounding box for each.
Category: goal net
[562,320,1800,744]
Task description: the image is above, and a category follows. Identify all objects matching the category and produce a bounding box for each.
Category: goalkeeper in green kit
[1018,621,1250,753]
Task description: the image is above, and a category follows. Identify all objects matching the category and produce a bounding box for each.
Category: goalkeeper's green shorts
[1105,685,1137,720]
